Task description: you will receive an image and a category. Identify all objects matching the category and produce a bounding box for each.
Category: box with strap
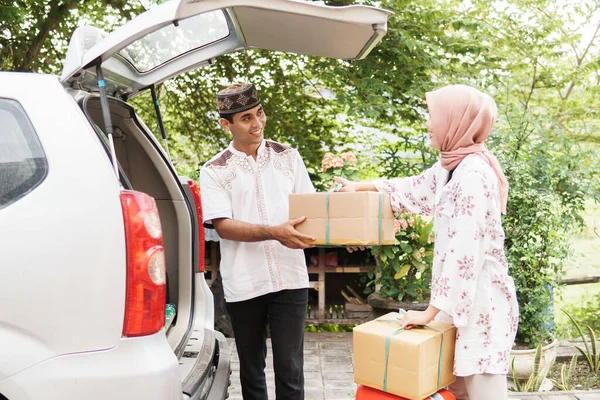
[353,312,456,400]
[289,191,396,246]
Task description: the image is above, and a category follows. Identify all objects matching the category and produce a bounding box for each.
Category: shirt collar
[227,140,266,158]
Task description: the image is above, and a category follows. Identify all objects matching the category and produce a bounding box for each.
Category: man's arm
[212,216,315,249]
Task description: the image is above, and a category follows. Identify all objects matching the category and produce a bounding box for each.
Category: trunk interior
[82,96,195,354]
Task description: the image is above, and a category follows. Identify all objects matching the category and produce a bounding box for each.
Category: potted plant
[365,213,435,313]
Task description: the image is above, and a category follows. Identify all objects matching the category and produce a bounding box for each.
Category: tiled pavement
[226,332,600,400]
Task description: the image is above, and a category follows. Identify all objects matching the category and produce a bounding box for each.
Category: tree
[0,0,144,73]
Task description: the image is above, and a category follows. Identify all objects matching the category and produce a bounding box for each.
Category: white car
[0,1,390,399]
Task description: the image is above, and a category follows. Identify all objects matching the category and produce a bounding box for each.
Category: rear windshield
[118,10,229,73]
[0,99,48,209]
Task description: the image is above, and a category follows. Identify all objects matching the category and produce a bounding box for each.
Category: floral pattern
[373,155,519,376]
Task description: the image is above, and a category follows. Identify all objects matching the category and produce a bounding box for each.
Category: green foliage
[495,101,600,347]
[563,310,600,373]
[0,0,144,73]
[512,343,550,392]
[549,354,579,391]
[558,292,600,339]
[378,134,437,179]
[367,214,434,302]
[304,324,355,333]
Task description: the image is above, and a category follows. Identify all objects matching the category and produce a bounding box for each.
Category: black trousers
[226,288,308,400]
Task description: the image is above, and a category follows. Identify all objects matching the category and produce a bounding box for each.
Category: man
[200,82,315,400]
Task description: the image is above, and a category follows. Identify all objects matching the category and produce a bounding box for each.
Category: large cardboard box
[288,192,396,246]
[353,312,456,400]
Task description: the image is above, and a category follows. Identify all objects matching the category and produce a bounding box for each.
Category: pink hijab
[425,84,508,214]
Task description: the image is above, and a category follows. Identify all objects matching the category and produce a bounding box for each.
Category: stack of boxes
[289,191,457,399]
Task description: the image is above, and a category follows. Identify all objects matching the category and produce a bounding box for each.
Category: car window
[118,10,229,73]
[0,99,48,209]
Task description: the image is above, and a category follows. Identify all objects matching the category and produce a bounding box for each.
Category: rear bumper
[206,331,230,400]
[0,330,182,400]
[183,330,230,400]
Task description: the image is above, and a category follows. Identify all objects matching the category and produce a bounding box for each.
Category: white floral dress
[373,154,519,376]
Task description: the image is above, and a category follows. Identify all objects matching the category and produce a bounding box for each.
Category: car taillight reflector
[120,190,166,337]
[187,180,205,273]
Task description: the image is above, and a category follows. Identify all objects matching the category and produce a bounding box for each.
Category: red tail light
[188,180,205,273]
[120,190,166,337]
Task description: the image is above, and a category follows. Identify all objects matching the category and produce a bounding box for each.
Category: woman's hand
[333,177,378,192]
[399,305,440,329]
[333,177,358,192]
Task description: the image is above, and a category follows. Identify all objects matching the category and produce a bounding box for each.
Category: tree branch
[15,0,80,72]
[561,20,600,101]
[523,61,537,111]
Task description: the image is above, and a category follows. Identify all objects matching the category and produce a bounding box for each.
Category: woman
[336,85,518,400]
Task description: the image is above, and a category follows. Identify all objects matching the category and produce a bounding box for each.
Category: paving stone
[305,387,325,400]
[321,355,354,364]
[318,342,352,349]
[324,380,357,390]
[305,371,323,380]
[304,357,321,367]
[304,362,322,372]
[319,363,354,372]
[321,349,351,357]
[576,394,600,400]
[322,371,355,381]
[325,387,358,399]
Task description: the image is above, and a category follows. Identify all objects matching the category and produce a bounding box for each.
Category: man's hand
[270,216,315,249]
[399,305,440,329]
[347,246,367,253]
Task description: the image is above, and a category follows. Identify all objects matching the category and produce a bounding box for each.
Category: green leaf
[394,264,411,280]
[379,252,387,263]
[384,246,396,259]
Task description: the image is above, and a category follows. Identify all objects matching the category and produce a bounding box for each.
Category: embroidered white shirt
[200,140,315,302]
[374,155,519,376]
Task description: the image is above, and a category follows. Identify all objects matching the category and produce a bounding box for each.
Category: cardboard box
[353,312,456,400]
[288,192,396,246]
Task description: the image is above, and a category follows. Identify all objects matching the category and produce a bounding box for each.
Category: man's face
[220,104,266,147]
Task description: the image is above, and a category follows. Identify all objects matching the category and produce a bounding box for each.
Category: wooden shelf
[205,263,370,274]
[307,265,371,274]
[306,318,366,325]
[205,243,371,325]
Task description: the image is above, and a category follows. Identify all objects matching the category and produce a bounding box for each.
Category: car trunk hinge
[95,63,120,179]
[150,85,172,163]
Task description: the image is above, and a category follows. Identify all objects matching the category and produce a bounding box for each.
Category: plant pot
[367,293,429,319]
[509,338,558,380]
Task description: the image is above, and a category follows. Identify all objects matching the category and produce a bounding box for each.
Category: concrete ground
[226,332,600,400]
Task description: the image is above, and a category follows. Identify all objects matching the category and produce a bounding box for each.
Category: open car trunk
[78,93,227,398]
[81,95,195,346]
